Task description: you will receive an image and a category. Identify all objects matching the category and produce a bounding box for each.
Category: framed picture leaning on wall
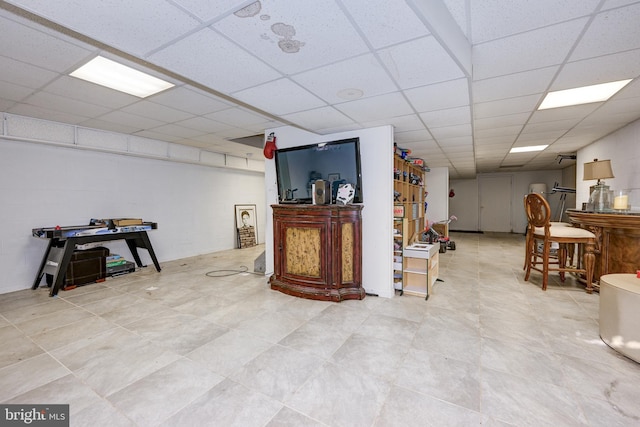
[235,204,257,248]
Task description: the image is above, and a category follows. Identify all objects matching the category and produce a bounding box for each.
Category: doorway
[479,175,513,232]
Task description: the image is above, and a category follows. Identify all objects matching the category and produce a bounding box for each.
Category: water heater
[529,183,547,196]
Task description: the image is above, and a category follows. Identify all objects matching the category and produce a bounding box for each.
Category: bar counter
[566,209,640,286]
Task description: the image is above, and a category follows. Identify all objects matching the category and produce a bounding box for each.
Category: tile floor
[1,232,639,426]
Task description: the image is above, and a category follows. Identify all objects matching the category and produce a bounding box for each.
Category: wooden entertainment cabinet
[269,204,365,302]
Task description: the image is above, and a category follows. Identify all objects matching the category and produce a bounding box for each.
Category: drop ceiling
[1,0,640,179]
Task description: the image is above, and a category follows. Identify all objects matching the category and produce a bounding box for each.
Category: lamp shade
[583,159,614,181]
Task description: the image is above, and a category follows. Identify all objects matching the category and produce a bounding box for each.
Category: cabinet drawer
[404,243,438,259]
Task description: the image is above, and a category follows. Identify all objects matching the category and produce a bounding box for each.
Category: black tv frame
[274,137,363,204]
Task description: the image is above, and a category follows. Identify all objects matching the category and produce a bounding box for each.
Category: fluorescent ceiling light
[70,56,174,98]
[538,79,632,110]
[509,145,548,153]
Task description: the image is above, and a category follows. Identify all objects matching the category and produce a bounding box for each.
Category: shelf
[402,282,426,297]
[393,153,426,298]
[403,267,427,275]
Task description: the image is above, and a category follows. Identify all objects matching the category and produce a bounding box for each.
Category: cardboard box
[111,218,143,226]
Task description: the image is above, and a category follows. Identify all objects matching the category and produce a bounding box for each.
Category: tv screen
[275,137,363,204]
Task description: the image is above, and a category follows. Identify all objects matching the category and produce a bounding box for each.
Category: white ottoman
[599,274,640,363]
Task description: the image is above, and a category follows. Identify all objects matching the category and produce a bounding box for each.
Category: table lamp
[583,159,614,212]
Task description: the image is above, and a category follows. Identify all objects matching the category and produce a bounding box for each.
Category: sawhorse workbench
[32,222,161,296]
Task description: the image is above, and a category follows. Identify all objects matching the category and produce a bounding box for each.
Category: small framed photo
[328,173,341,183]
[234,204,257,248]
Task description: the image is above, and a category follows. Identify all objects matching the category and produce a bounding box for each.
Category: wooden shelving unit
[394,154,426,243]
[393,152,427,296]
[393,217,406,293]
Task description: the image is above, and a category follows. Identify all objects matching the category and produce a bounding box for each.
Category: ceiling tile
[394,130,435,144]
[474,95,541,119]
[571,3,640,61]
[190,133,231,145]
[470,0,600,43]
[99,110,165,131]
[602,0,640,9]
[474,125,521,139]
[314,123,363,135]
[438,135,473,146]
[291,54,396,104]
[281,106,354,130]
[8,103,88,124]
[554,49,640,90]
[0,14,93,72]
[615,78,640,99]
[8,0,200,57]
[0,55,59,89]
[378,36,465,89]
[563,123,622,140]
[430,124,472,140]
[171,0,249,22]
[22,91,111,118]
[473,66,558,103]
[2,0,640,177]
[205,107,273,128]
[474,135,516,146]
[42,75,138,109]
[516,130,565,143]
[214,127,258,139]
[334,92,413,122]
[212,0,369,75]
[149,27,282,94]
[405,78,469,113]
[473,113,529,131]
[473,18,588,80]
[0,98,15,111]
[521,119,580,133]
[232,78,325,116]
[341,0,430,49]
[120,101,194,123]
[77,118,143,135]
[362,114,425,133]
[420,106,470,128]
[148,123,205,138]
[581,100,640,125]
[173,116,233,133]
[150,87,232,116]
[529,103,601,123]
[133,129,181,142]
[0,80,33,102]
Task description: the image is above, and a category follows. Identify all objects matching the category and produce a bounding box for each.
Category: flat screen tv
[275,137,363,204]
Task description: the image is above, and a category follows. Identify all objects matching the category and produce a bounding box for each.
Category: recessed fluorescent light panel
[70,56,174,98]
[509,145,548,153]
[538,79,632,110]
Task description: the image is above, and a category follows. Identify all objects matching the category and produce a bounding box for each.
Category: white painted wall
[576,118,640,210]
[449,170,564,232]
[0,115,266,295]
[264,125,395,298]
[448,179,479,231]
[424,167,449,226]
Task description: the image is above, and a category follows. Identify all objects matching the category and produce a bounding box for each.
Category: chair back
[525,193,551,229]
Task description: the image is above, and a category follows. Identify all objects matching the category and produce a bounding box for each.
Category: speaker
[312,179,331,205]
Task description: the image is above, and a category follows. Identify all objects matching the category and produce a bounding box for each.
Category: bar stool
[524,193,596,292]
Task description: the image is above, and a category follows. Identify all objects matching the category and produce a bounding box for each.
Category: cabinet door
[276,218,330,288]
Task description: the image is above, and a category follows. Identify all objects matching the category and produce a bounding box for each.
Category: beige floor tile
[0,235,636,427]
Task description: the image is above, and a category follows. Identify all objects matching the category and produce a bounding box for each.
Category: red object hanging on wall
[264,132,277,159]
